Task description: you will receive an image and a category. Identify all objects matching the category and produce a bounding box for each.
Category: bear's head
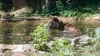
[46,17,59,30]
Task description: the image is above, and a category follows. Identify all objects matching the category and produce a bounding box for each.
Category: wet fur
[47,16,82,37]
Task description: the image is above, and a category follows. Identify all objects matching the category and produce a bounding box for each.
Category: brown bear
[46,16,82,37]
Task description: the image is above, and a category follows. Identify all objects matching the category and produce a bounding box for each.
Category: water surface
[0,19,99,44]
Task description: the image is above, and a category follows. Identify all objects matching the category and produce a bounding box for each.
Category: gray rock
[0,44,36,53]
[47,41,54,48]
[71,35,91,46]
[92,14,100,20]
[13,45,24,52]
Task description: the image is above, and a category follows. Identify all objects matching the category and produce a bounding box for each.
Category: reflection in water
[0,20,99,44]
[0,22,13,44]
[0,20,47,44]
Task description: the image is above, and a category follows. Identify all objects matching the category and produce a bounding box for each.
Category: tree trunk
[45,0,49,12]
[12,0,26,9]
[32,0,42,13]
[45,0,56,12]
[49,0,56,10]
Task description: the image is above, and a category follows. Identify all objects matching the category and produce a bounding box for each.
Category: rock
[0,44,40,56]
[71,35,91,46]
[47,41,54,48]
[84,18,91,21]
[0,44,13,53]
[92,14,100,21]
[22,44,31,51]
[38,51,45,54]
[11,52,26,56]
[0,44,37,53]
[97,35,100,38]
[13,45,24,52]
[13,44,36,53]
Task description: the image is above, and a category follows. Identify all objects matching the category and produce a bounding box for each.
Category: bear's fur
[46,16,82,37]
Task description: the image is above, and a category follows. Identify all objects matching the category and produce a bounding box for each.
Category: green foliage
[29,24,50,51]
[33,1,100,20]
[34,42,50,51]
[56,1,63,7]
[51,38,70,50]
[86,38,92,44]
[59,9,84,20]
[9,7,15,12]
[85,28,95,37]
[30,23,49,44]
[18,12,33,17]
[29,23,100,56]
[2,13,15,18]
[84,38,100,51]
[53,45,75,56]
[31,38,76,56]
[82,25,100,40]
[29,24,100,56]
[50,38,75,56]
[93,43,100,51]
[95,26,100,37]
[0,0,100,20]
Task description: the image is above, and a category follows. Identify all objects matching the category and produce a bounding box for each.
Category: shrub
[29,23,51,51]
[50,38,75,56]
[29,23,49,44]
[85,28,95,37]
[34,42,50,51]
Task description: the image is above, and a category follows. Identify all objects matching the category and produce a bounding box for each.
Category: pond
[0,19,99,44]
[0,20,47,44]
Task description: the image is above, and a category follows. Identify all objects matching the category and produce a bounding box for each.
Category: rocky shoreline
[0,35,100,56]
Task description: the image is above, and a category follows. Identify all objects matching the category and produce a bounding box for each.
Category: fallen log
[0,17,43,22]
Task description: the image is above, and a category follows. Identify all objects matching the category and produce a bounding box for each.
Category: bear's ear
[49,16,59,22]
[53,17,59,22]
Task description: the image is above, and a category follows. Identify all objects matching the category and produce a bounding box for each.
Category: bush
[29,24,51,51]
[29,23,49,44]
[85,28,95,37]
[50,38,75,56]
[34,42,50,51]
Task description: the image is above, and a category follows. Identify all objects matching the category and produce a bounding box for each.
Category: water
[0,19,99,44]
[0,20,47,44]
